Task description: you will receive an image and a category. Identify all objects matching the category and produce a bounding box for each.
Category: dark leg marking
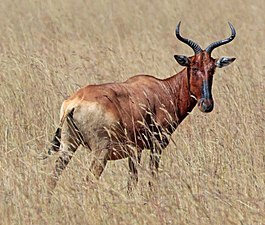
[127,152,142,194]
[149,143,162,189]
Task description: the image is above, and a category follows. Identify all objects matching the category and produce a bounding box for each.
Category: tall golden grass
[0,0,264,224]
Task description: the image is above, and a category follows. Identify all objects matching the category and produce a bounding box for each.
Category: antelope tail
[47,106,76,156]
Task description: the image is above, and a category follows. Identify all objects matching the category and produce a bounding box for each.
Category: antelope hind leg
[86,148,109,184]
[47,115,81,192]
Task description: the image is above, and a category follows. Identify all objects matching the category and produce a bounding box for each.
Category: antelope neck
[164,68,197,120]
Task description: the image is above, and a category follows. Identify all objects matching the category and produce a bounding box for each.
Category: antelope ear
[216,57,236,68]
[174,55,190,67]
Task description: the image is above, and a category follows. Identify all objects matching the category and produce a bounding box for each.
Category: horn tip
[228,22,235,30]
[175,21,181,35]
[177,21,181,28]
[228,22,236,37]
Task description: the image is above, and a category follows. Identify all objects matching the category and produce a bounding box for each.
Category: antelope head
[174,22,236,113]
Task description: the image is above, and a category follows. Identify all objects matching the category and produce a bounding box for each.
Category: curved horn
[205,22,236,55]
[175,21,202,54]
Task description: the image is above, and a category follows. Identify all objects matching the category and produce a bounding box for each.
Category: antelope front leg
[149,144,162,189]
[127,152,142,194]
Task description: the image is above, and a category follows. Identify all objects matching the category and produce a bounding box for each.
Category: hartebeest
[47,22,236,192]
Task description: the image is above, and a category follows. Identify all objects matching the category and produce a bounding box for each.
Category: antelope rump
[47,22,236,192]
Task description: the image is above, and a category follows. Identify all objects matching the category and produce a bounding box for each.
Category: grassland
[0,0,264,224]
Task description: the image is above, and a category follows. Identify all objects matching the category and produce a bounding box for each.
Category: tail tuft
[48,127,62,154]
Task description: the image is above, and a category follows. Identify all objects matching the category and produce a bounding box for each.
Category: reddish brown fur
[67,69,196,158]
[47,25,236,192]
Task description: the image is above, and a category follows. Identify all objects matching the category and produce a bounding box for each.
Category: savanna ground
[0,0,264,224]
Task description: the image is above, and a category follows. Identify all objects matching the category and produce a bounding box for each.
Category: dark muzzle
[198,98,214,113]
[197,78,214,113]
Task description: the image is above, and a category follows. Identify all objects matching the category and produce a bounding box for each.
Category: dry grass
[0,0,264,224]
